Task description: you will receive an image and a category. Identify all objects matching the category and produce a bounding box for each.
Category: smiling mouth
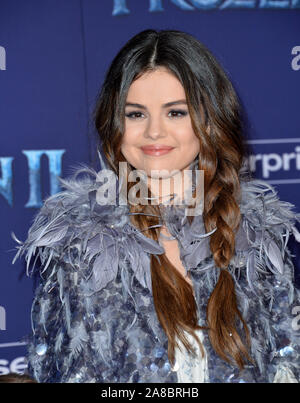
[140,146,175,156]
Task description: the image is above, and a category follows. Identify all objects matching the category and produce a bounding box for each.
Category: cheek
[121,127,140,149]
[120,140,142,170]
[120,132,134,155]
[178,130,199,150]
[120,144,133,163]
[120,138,130,161]
[191,136,200,152]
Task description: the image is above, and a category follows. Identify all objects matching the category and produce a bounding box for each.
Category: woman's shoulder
[231,177,300,299]
[239,177,300,256]
[11,163,163,294]
[11,164,124,274]
[234,177,300,258]
[239,177,300,230]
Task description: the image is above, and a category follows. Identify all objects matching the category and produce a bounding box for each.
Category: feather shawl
[11,160,300,383]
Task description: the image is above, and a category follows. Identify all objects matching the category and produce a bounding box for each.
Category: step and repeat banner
[0,0,300,375]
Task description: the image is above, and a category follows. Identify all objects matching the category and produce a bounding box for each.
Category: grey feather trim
[12,168,300,304]
[68,321,89,362]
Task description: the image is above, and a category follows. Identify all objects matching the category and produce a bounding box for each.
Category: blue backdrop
[1,0,300,375]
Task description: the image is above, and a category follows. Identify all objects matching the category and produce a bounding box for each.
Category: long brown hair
[93,29,253,369]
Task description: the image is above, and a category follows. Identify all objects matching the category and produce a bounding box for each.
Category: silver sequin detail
[36,343,47,356]
[74,373,82,382]
[154,346,165,358]
[279,346,295,357]
[150,363,159,372]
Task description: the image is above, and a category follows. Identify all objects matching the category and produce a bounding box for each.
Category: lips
[141,145,174,151]
[140,145,175,156]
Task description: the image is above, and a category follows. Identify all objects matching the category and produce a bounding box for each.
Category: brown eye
[125,111,144,119]
[168,110,188,118]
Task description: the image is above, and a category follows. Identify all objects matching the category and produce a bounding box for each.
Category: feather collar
[11,152,300,299]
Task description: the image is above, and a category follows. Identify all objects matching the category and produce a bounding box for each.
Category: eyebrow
[125,100,187,110]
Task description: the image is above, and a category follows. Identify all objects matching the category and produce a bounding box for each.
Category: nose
[144,115,166,140]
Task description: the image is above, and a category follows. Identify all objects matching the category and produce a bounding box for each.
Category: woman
[12,29,300,383]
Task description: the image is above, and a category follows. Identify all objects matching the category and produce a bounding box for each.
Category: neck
[146,169,192,206]
[143,157,200,207]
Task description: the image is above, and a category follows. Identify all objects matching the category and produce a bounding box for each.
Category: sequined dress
[173,328,298,383]
[11,157,300,383]
[155,192,299,383]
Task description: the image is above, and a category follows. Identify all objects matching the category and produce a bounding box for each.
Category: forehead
[127,68,185,100]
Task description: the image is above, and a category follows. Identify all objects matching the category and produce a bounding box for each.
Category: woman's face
[121,67,200,182]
